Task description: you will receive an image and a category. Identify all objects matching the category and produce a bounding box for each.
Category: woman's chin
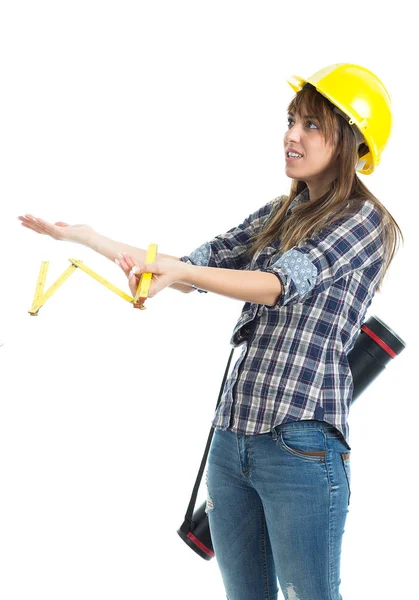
[285,164,306,178]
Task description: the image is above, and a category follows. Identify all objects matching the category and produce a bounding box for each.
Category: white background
[0,2,416,599]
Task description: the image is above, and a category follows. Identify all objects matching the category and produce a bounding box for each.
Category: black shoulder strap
[181,347,235,528]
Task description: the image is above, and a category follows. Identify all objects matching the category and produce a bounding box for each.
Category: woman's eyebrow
[288,111,318,119]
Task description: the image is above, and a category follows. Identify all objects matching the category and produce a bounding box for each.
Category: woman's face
[284,108,338,193]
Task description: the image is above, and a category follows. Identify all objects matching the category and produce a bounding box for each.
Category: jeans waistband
[272,419,343,437]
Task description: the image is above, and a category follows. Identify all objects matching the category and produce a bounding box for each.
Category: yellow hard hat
[287,64,392,175]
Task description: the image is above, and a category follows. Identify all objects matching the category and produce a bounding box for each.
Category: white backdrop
[0,2,416,599]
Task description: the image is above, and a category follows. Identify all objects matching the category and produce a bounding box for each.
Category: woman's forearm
[178,263,283,306]
[87,232,195,293]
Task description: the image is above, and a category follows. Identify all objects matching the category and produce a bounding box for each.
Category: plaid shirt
[180,187,385,448]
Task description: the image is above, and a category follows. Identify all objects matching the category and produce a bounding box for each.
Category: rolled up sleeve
[262,200,384,307]
[180,196,285,292]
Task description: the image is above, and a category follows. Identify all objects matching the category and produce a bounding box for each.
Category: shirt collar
[286,187,310,215]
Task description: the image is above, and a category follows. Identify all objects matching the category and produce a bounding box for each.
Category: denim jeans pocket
[279,429,327,462]
[341,453,351,505]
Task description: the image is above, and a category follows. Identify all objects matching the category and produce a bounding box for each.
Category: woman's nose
[285,123,302,143]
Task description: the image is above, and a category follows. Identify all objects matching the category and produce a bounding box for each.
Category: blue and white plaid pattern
[180,187,385,447]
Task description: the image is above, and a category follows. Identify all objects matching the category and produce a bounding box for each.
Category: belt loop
[271,426,279,441]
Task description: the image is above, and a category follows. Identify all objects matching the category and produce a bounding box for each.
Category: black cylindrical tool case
[348,315,405,401]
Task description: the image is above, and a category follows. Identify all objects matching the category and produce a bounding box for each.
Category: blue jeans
[206,420,351,600]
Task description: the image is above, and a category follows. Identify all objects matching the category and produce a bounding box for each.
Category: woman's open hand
[116,252,186,304]
[17,214,94,246]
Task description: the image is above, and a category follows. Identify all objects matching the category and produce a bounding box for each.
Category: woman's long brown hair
[246,84,403,293]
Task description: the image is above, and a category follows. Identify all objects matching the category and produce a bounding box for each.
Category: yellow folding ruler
[28,244,158,315]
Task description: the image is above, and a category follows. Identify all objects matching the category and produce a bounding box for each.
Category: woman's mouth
[286,151,303,162]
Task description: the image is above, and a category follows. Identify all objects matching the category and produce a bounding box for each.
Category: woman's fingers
[29,218,54,236]
[116,253,133,273]
[18,215,60,238]
[115,253,155,299]
[18,215,42,231]
[117,255,177,303]
[20,220,48,236]
[122,253,136,270]
[19,220,39,233]
[115,253,131,274]
[115,254,141,289]
[115,256,137,296]
[120,253,144,279]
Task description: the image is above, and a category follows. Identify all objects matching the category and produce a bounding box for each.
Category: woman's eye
[287,118,318,129]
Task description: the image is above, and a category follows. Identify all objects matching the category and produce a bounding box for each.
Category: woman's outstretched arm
[17,214,195,294]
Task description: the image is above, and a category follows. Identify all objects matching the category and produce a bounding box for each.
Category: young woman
[19,64,403,600]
